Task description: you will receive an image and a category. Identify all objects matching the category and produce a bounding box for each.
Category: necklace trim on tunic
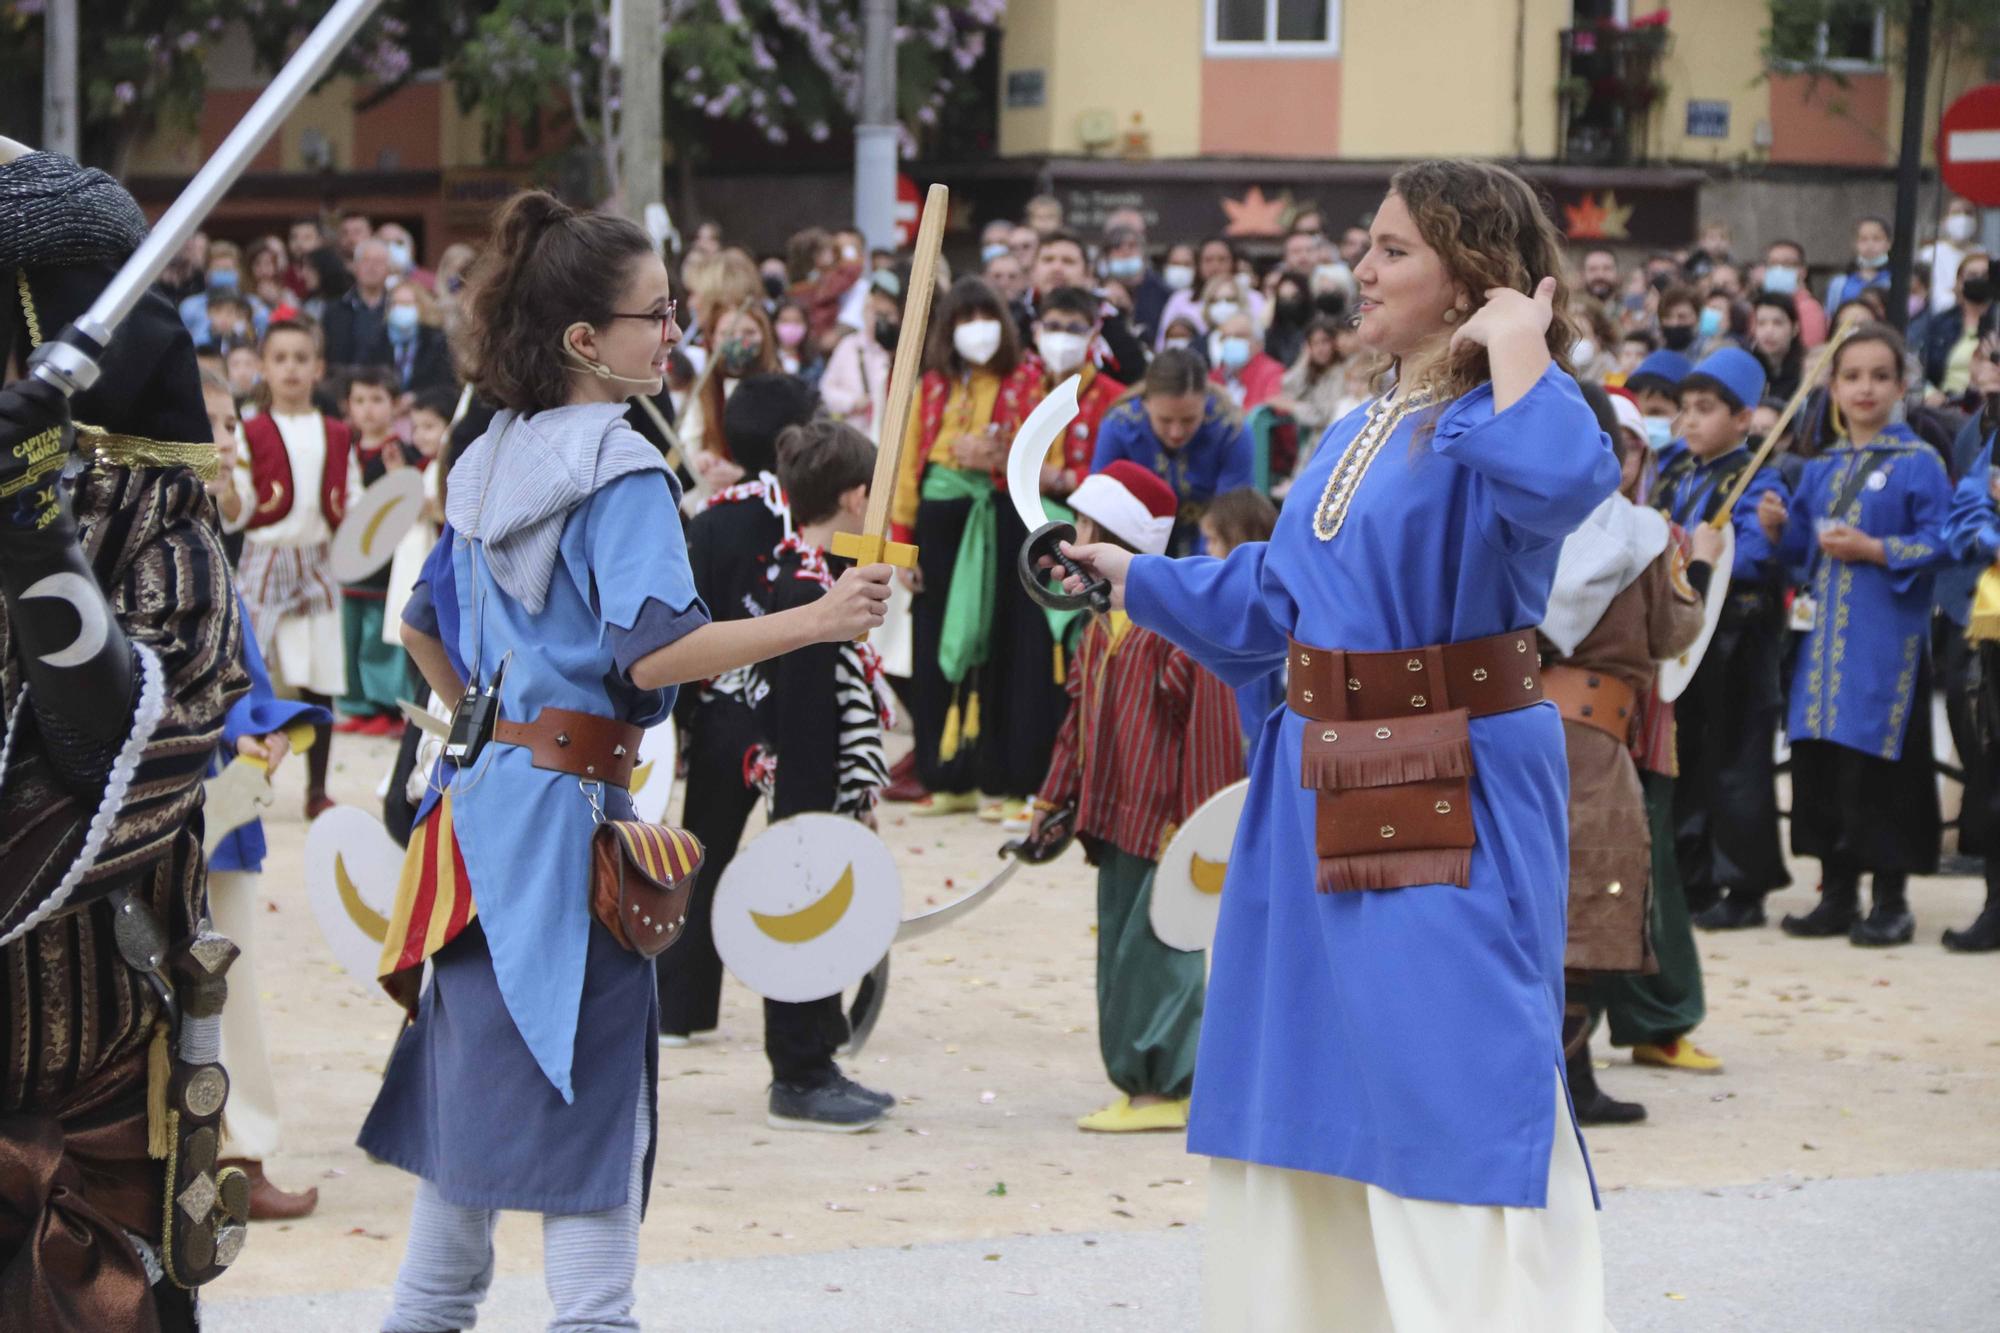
[1311,389,1434,542]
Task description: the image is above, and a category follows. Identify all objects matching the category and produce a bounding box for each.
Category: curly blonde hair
[1386,160,1578,404]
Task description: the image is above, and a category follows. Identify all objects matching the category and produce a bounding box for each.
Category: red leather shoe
[881,751,926,804]
[305,792,336,820]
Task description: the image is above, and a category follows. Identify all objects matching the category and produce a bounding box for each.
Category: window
[1769,1,1885,70]
[1207,0,1341,56]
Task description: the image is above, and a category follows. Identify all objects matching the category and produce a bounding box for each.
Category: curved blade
[1005,376,1082,534]
[844,952,891,1058]
[1656,522,1733,703]
[896,849,1024,941]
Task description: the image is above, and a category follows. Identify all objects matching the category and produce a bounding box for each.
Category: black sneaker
[1849,908,1915,947]
[1573,1088,1649,1126]
[1693,894,1766,931]
[767,1079,886,1133]
[836,1074,897,1114]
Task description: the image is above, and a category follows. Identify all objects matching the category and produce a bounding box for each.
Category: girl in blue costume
[1757,323,1952,947]
[1062,161,1621,1330]
[1090,349,1254,555]
[359,192,892,1333]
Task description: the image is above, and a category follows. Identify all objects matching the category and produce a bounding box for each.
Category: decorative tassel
[963,689,982,744]
[1053,644,1066,687]
[1317,848,1472,893]
[1299,736,1473,792]
[940,693,962,762]
[146,1020,172,1160]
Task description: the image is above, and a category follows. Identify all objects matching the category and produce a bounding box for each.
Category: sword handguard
[1003,798,1075,865]
[1018,520,1110,615]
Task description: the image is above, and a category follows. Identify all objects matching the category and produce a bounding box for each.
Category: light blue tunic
[1125,364,1619,1207]
[1776,424,1952,762]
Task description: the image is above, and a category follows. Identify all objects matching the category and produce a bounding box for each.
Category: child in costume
[335,365,406,734]
[753,419,901,1131]
[1651,346,1791,931]
[1760,323,1951,945]
[236,318,354,817]
[1942,395,2000,953]
[1199,487,1281,757]
[1032,459,1244,1133]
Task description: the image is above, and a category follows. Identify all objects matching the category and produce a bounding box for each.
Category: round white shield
[330,468,427,584]
[712,814,902,1003]
[1150,779,1249,952]
[625,718,679,824]
[303,804,402,985]
[1655,522,1733,704]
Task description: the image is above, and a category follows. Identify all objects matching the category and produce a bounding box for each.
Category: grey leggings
[382,1078,650,1332]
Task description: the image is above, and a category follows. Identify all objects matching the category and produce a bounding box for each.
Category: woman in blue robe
[1064,162,1620,1330]
[1943,410,2000,952]
[1091,349,1254,555]
[359,192,891,1333]
[1758,325,1951,947]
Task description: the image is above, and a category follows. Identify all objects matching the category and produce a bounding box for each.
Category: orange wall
[1199,58,1341,157]
[354,83,443,173]
[199,90,284,173]
[1767,72,1891,168]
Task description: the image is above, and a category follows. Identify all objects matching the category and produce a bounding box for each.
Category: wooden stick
[1707,324,1853,529]
[831,183,949,572]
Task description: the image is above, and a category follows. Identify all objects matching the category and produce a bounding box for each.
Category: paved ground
[206,1169,2000,1331]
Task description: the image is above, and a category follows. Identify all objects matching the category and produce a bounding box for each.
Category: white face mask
[1944,213,1977,244]
[1206,300,1240,327]
[1163,337,1192,351]
[1035,329,1090,375]
[1163,264,1195,291]
[1570,338,1597,365]
[954,318,1003,366]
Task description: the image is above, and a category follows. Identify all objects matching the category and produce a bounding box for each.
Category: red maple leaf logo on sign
[1221,186,1290,238]
[1562,191,1634,240]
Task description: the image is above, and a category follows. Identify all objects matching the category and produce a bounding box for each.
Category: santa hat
[1604,386,1646,442]
[1069,460,1178,557]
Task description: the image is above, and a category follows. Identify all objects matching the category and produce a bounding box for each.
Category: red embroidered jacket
[889,362,1044,546]
[243,411,353,532]
[1018,359,1128,482]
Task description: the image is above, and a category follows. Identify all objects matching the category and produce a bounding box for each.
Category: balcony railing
[1558,23,1672,167]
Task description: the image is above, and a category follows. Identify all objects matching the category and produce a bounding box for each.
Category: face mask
[1697,308,1723,339]
[981,242,1010,264]
[874,318,900,353]
[719,337,760,374]
[776,322,807,349]
[1644,416,1674,450]
[762,273,785,300]
[386,304,420,337]
[1313,261,1350,290]
[1163,264,1195,291]
[1945,214,1978,244]
[1106,254,1144,282]
[1163,337,1192,352]
[1762,264,1798,294]
[1035,329,1089,375]
[1965,275,1994,305]
[1276,296,1310,323]
[1662,324,1696,352]
[1205,301,1240,327]
[206,269,238,293]
[1218,336,1253,371]
[953,318,1002,366]
[385,241,413,271]
[1857,251,1887,269]
[1570,338,1596,365]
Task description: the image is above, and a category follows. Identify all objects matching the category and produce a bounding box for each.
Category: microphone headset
[561,321,665,388]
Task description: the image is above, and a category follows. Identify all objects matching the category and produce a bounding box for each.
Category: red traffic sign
[1940,84,2000,207]
[894,173,923,249]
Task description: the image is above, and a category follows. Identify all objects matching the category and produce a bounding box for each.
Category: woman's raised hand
[1450,276,1558,354]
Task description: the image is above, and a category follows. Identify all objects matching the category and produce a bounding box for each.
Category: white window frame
[1204,0,1342,58]
[1770,5,1886,73]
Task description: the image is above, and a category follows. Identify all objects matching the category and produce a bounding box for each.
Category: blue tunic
[1656,444,1786,583]
[359,457,709,1214]
[1091,396,1254,553]
[1946,438,2000,567]
[1777,425,1952,762]
[209,594,330,875]
[1125,365,1620,1208]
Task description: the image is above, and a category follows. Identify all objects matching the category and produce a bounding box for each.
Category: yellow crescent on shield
[335,853,391,942]
[361,496,407,556]
[630,759,655,796]
[1190,854,1228,895]
[751,864,854,943]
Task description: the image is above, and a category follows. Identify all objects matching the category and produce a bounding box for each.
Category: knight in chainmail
[0,143,251,1332]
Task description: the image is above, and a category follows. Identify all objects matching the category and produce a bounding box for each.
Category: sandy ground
[203,727,2000,1304]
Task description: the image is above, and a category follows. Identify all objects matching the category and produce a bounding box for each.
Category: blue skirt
[358,916,660,1215]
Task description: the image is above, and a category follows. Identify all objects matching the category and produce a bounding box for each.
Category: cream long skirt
[211,870,283,1161]
[1203,1075,1614,1333]
[266,605,346,699]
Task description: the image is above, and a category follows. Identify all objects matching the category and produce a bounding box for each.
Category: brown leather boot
[220,1158,320,1220]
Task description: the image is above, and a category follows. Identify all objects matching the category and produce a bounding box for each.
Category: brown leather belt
[494,707,645,787]
[1539,665,1637,745]
[1286,629,1545,723]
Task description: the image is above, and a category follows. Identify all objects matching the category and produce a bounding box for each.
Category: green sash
[921,466,996,686]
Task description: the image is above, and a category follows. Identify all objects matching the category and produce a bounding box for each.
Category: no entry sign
[894,173,923,249]
[1940,84,2000,207]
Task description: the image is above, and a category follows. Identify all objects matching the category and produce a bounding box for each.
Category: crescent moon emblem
[1189,853,1228,895]
[20,572,108,668]
[629,759,655,796]
[751,863,854,944]
[334,852,391,943]
[360,495,407,555]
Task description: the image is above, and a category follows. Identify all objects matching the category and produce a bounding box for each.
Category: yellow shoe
[977,798,1010,823]
[1077,1096,1190,1133]
[913,791,979,816]
[1633,1037,1723,1073]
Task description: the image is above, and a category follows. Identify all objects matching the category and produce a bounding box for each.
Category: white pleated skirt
[1203,1075,1614,1333]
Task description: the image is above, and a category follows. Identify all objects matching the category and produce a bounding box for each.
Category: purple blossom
[363,42,410,83]
[176,30,201,51]
[808,120,829,141]
[717,0,743,23]
[12,0,44,15]
[113,81,138,106]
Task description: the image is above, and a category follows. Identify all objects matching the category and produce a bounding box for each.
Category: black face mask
[762,274,785,300]
[1661,324,1696,352]
[1275,297,1310,325]
[874,318,899,353]
[1964,275,1993,305]
[1313,292,1348,320]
